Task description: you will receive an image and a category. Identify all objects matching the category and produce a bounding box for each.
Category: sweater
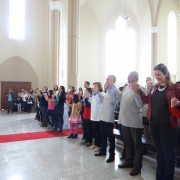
[83,98,91,120]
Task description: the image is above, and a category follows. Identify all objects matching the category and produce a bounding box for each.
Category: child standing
[44,90,55,128]
[66,94,82,139]
[81,88,92,147]
[16,93,22,113]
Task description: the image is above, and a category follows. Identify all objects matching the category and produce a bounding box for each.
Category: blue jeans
[46,110,55,126]
[7,101,12,113]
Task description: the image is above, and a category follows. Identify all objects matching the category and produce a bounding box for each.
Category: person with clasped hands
[131,63,180,180]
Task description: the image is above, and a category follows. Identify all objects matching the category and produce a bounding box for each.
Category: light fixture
[123,0,130,21]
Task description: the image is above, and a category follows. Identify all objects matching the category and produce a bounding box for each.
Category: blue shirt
[8,93,12,102]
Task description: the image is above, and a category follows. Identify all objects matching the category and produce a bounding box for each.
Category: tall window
[9,0,25,40]
[168,11,177,74]
[106,17,136,82]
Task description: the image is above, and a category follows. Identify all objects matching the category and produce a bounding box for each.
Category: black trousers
[150,121,178,180]
[92,121,101,147]
[84,119,92,143]
[100,120,115,155]
[54,114,64,132]
[122,125,143,170]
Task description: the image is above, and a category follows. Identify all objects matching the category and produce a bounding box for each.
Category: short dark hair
[176,81,180,84]
[73,94,79,104]
[86,88,92,94]
[85,81,90,86]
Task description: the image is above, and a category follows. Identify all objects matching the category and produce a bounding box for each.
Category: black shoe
[95,152,106,156]
[118,162,133,168]
[106,154,115,163]
[72,134,78,139]
[67,134,73,138]
[57,130,62,133]
[129,168,141,176]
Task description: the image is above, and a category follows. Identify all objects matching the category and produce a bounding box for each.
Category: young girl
[66,94,82,139]
[16,93,22,113]
[44,90,55,128]
[26,93,34,113]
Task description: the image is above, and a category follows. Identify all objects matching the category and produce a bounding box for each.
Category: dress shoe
[129,168,141,176]
[72,134,78,139]
[67,133,73,138]
[95,152,106,156]
[118,162,133,168]
[106,155,114,163]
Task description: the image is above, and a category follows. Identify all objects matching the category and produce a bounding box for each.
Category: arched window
[168,11,177,74]
[106,17,136,82]
[9,0,25,40]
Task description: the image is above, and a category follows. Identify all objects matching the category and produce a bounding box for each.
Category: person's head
[9,88,12,92]
[119,86,124,91]
[70,86,75,93]
[59,86,65,94]
[84,81,90,88]
[48,90,54,98]
[93,82,103,93]
[18,93,21,96]
[146,77,153,83]
[73,94,79,104]
[25,91,28,94]
[127,71,139,84]
[106,75,116,87]
[146,81,154,92]
[21,89,24,92]
[37,89,41,95]
[41,85,47,92]
[85,88,92,98]
[53,85,58,91]
[28,92,31,96]
[29,89,33,93]
[154,64,173,86]
[79,87,83,92]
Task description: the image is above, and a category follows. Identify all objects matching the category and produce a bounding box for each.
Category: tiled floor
[0,110,180,180]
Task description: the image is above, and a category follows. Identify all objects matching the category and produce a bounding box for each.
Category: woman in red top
[131,64,180,180]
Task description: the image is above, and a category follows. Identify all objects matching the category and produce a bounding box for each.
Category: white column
[67,0,80,88]
[48,1,63,87]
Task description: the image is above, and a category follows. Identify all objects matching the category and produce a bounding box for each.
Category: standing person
[67,86,75,115]
[53,85,59,97]
[118,71,146,176]
[66,94,82,138]
[78,87,83,101]
[44,90,55,128]
[131,64,180,180]
[39,86,48,127]
[6,88,15,113]
[36,90,42,123]
[95,75,119,163]
[90,82,105,152]
[81,88,92,147]
[26,93,34,114]
[22,91,28,113]
[84,81,90,89]
[53,86,66,133]
[16,93,22,113]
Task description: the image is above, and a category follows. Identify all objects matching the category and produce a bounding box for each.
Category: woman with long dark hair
[131,64,180,180]
[52,86,66,133]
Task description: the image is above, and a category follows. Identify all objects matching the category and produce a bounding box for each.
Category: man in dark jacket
[6,88,15,113]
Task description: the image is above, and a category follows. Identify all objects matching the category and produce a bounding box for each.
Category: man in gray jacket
[95,75,119,163]
[118,71,146,176]
[6,88,15,113]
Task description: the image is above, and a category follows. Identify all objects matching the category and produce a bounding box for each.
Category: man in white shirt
[118,71,146,176]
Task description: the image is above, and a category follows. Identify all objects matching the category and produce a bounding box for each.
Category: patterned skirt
[68,114,81,124]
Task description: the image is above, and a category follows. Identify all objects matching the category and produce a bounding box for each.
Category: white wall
[157,0,180,81]
[79,5,102,88]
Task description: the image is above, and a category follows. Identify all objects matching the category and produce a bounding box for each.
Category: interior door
[1,81,31,109]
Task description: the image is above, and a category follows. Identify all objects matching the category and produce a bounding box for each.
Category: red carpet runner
[0,129,83,143]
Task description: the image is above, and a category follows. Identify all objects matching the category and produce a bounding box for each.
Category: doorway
[1,81,31,109]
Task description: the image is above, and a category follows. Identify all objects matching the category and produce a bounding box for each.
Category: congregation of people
[5,63,180,179]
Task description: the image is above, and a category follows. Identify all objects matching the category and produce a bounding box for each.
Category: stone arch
[0,56,38,88]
